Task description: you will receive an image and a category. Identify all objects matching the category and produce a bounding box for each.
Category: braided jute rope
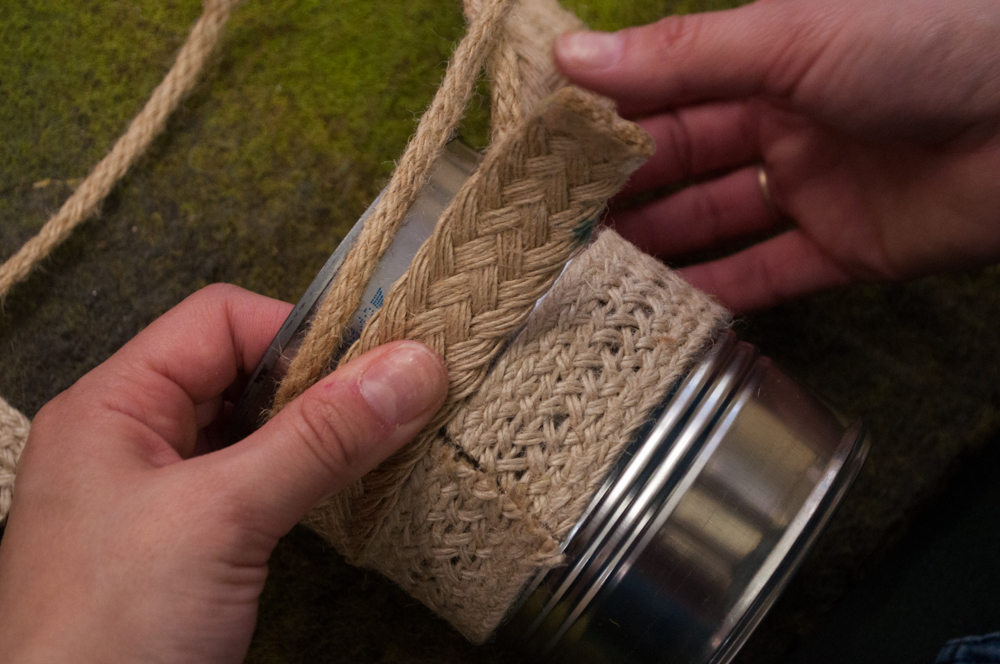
[270,0,517,413]
[0,0,239,301]
[0,0,239,525]
[273,0,590,412]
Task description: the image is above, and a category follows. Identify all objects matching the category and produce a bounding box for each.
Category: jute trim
[306,230,730,641]
[273,0,594,413]
[270,0,518,413]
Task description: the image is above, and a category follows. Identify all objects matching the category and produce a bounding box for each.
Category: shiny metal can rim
[508,331,871,664]
[508,331,744,641]
[519,331,757,650]
[707,421,870,664]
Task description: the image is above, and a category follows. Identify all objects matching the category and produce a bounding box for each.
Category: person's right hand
[556,0,1000,311]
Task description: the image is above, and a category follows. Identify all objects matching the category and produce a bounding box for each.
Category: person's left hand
[0,283,448,664]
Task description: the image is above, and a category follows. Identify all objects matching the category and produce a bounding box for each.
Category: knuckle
[193,281,240,302]
[292,395,372,483]
[25,392,74,455]
[204,493,275,551]
[648,14,702,59]
[181,283,245,318]
[664,113,696,178]
[693,186,725,238]
[751,249,784,304]
[637,14,705,102]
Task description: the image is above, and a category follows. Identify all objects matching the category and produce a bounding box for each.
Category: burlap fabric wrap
[311,229,729,641]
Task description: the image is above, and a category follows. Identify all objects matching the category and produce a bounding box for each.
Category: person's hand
[0,284,448,664]
[555,0,1000,310]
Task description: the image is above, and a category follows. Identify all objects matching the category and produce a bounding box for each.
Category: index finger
[64,284,291,458]
[112,283,292,404]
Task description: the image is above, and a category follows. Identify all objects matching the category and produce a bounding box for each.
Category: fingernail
[359,342,445,425]
[557,30,623,69]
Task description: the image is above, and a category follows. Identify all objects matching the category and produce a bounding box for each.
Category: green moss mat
[2,1,999,662]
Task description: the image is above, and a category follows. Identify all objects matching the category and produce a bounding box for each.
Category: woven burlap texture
[308,229,729,641]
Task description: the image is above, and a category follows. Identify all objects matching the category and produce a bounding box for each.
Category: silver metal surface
[227,139,480,442]
[503,330,870,664]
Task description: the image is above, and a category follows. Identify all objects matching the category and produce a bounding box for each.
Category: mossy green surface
[2,1,999,662]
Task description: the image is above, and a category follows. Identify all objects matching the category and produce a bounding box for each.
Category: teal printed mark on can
[358,286,384,324]
[572,214,600,246]
[343,287,386,349]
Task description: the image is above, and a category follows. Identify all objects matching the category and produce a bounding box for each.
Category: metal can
[227,139,869,664]
[499,330,870,664]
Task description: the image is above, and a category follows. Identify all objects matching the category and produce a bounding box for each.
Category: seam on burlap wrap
[307,230,730,641]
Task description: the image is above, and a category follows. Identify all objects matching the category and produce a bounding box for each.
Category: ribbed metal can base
[501,330,870,664]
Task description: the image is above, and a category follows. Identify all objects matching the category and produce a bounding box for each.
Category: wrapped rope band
[295,0,727,641]
[307,230,729,641]
[305,86,655,559]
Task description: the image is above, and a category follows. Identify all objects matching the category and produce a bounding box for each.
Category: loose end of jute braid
[303,86,654,563]
[269,0,517,416]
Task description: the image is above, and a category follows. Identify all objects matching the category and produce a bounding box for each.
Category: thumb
[215,340,448,538]
[554,1,827,116]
